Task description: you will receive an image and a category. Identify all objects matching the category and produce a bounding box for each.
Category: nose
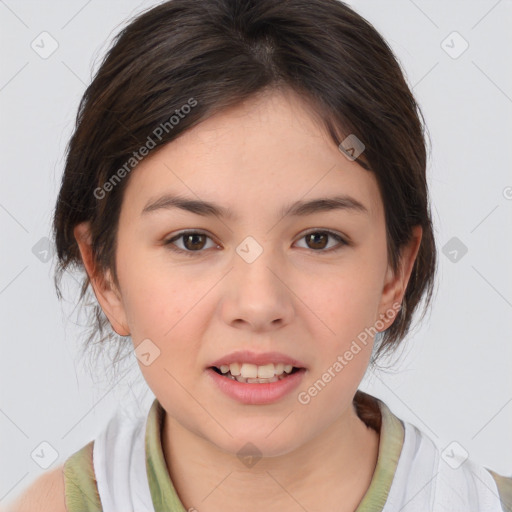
[220,244,295,332]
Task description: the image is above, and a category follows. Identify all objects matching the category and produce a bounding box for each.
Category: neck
[161,396,380,512]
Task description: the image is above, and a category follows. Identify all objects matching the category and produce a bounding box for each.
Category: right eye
[163,230,220,256]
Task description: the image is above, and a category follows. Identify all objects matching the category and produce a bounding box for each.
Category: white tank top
[382,421,504,511]
[92,400,506,512]
[93,404,155,512]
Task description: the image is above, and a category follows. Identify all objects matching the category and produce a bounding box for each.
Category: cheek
[116,248,214,366]
[118,256,209,397]
[115,244,187,332]
[298,279,378,410]
[303,265,384,342]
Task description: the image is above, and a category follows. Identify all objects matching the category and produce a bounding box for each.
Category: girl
[10,0,511,511]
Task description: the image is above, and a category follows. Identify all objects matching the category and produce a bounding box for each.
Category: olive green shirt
[63,392,512,511]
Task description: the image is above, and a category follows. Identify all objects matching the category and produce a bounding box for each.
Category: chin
[205,423,304,460]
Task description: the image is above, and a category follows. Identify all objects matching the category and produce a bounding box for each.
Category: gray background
[1,0,511,505]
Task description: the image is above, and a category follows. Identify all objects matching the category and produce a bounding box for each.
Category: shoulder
[4,440,102,512]
[3,464,67,512]
[384,412,511,511]
[62,440,102,511]
[486,468,512,512]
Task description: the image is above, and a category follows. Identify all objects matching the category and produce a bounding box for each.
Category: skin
[3,466,66,512]
[73,88,422,512]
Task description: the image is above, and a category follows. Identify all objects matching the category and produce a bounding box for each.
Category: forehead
[120,89,383,224]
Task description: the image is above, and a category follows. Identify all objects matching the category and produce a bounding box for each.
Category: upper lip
[208,350,306,369]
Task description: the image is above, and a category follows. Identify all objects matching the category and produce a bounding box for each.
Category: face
[75,88,420,457]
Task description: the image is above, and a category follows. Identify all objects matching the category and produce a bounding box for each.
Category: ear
[377,225,422,331]
[74,221,130,336]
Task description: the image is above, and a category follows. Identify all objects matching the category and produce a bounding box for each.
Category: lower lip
[206,368,307,405]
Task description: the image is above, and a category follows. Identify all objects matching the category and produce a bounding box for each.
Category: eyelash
[163,229,349,257]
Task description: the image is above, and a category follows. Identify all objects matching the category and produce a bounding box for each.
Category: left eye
[163,229,347,255]
[295,230,347,252]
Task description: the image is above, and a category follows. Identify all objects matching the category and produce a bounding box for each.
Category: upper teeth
[218,363,294,378]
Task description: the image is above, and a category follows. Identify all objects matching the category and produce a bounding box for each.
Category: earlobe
[377,225,423,330]
[73,222,131,337]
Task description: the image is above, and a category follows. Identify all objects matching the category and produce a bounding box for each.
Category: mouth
[206,355,308,404]
[209,363,303,384]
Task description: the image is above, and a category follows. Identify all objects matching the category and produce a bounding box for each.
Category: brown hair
[53,0,437,368]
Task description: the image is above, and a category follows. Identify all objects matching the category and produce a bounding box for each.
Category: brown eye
[164,231,217,256]
[296,230,347,252]
[306,232,329,249]
[182,233,207,250]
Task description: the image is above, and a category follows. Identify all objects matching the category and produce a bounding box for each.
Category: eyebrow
[141,193,369,220]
